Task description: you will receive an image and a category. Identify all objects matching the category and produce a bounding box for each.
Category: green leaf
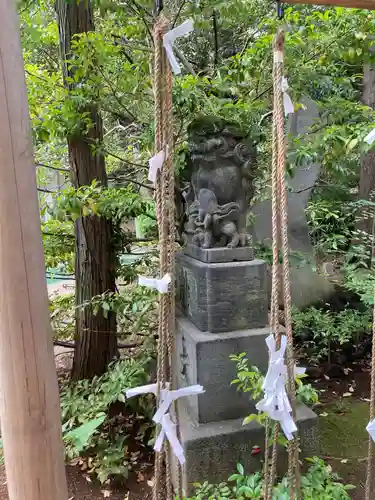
[243,414,257,425]
[237,463,244,476]
[63,415,105,452]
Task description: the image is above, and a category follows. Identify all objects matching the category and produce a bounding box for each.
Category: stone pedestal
[174,248,319,495]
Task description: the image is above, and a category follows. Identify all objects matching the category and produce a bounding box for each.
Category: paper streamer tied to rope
[148,147,168,184]
[256,334,305,440]
[366,419,375,442]
[126,383,205,464]
[163,19,194,75]
[364,129,375,145]
[138,273,171,293]
[281,77,294,116]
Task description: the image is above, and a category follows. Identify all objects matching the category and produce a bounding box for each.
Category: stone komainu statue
[182,116,257,249]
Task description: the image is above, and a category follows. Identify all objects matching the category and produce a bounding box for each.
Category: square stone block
[176,254,268,333]
[174,404,319,496]
[184,245,254,263]
[175,316,270,423]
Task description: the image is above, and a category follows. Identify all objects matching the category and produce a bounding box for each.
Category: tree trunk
[357,60,375,239]
[55,0,117,379]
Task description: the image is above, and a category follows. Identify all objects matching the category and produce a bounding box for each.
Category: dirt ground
[0,464,152,500]
[313,362,374,499]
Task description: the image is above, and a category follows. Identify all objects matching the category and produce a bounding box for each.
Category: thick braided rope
[273,27,301,499]
[162,24,178,500]
[153,17,170,500]
[365,287,375,499]
[164,52,184,500]
[267,74,283,499]
[264,63,282,500]
[153,15,183,500]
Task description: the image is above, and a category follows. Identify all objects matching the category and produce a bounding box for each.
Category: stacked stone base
[173,250,319,495]
[177,404,318,495]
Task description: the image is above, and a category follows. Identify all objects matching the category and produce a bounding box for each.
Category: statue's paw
[227,243,237,249]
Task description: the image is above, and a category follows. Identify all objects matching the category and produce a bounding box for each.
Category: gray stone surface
[175,316,270,423]
[176,254,268,333]
[253,96,334,307]
[176,404,319,496]
[184,244,254,263]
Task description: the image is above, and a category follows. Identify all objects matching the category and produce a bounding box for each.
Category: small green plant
[60,355,155,483]
[230,352,319,409]
[184,458,354,499]
[230,353,319,441]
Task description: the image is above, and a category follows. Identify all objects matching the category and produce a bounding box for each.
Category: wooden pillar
[0,2,69,500]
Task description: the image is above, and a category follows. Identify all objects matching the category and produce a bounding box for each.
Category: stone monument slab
[253,96,334,307]
[176,254,268,333]
[175,316,270,423]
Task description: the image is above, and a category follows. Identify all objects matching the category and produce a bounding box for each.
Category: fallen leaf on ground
[343,392,352,397]
[320,412,328,417]
[101,490,112,498]
[251,445,261,455]
[324,374,330,380]
[137,471,145,482]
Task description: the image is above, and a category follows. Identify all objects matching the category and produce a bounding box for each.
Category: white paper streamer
[163,19,194,75]
[138,273,171,293]
[367,419,375,441]
[364,129,375,145]
[154,413,185,464]
[153,385,205,424]
[148,148,168,184]
[126,382,169,399]
[274,51,284,63]
[281,77,294,116]
[126,383,205,464]
[256,334,304,440]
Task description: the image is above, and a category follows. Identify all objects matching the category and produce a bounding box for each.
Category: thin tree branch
[103,149,148,170]
[212,10,219,69]
[119,1,153,44]
[53,340,140,349]
[38,187,57,194]
[109,174,155,191]
[173,0,187,28]
[96,65,136,121]
[36,162,70,173]
[290,181,346,194]
[174,46,196,76]
[42,231,74,239]
[25,69,64,89]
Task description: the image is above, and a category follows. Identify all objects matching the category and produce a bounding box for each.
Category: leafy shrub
[50,292,75,341]
[292,305,371,363]
[185,458,354,499]
[60,355,155,483]
[343,264,375,307]
[306,199,355,255]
